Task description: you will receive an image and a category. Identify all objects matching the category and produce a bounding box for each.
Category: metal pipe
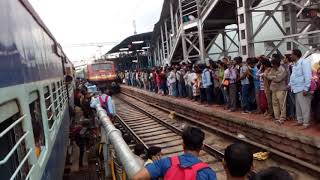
[96,105,143,178]
[100,127,110,178]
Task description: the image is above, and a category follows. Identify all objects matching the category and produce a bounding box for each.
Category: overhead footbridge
[151,0,320,65]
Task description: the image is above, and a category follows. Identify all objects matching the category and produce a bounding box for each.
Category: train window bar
[44,86,55,129]
[46,104,53,111]
[57,83,63,110]
[0,131,29,165]
[0,114,33,179]
[56,111,61,120]
[48,113,54,121]
[59,99,64,107]
[25,165,35,180]
[45,94,52,100]
[52,83,59,116]
[0,114,26,139]
[10,149,32,180]
[63,85,67,101]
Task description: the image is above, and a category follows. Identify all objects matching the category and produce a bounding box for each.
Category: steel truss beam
[152,0,319,65]
[236,0,320,58]
[208,29,239,60]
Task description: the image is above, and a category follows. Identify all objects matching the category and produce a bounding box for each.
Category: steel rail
[116,96,225,160]
[120,91,320,176]
[115,114,149,149]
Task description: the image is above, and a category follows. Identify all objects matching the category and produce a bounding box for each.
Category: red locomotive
[84,60,118,88]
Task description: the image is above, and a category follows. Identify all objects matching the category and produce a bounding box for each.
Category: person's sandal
[275,119,285,125]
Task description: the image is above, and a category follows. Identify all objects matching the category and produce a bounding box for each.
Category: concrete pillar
[237,0,255,59]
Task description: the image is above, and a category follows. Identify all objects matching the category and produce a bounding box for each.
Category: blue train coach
[0,0,74,179]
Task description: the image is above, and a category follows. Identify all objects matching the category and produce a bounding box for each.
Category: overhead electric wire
[63,41,119,47]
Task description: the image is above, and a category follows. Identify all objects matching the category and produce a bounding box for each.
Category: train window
[63,81,68,102]
[92,63,112,71]
[29,91,46,158]
[60,81,64,103]
[0,101,30,180]
[44,86,55,129]
[52,83,59,116]
[57,81,63,109]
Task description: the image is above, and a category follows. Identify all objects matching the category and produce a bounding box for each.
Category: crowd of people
[123,49,320,129]
[71,79,116,167]
[73,70,296,180]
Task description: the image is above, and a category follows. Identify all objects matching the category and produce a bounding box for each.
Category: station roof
[107,32,152,54]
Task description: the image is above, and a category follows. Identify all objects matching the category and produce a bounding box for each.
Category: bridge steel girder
[242,0,320,58]
[152,0,320,66]
[237,0,255,59]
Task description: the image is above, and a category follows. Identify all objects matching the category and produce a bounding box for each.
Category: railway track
[114,97,227,179]
[114,93,319,180]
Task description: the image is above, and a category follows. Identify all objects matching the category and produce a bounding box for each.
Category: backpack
[164,156,209,180]
[99,95,110,113]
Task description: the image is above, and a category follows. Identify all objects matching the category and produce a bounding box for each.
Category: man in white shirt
[289,49,312,128]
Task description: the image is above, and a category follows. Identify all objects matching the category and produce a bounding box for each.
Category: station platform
[63,106,100,180]
[120,85,320,166]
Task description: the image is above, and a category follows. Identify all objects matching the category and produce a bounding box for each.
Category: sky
[29,0,164,63]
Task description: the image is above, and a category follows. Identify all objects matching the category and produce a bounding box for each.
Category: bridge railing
[95,104,143,179]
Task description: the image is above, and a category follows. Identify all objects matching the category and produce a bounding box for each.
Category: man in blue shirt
[202,65,214,105]
[132,126,217,180]
[239,57,252,113]
[289,49,312,128]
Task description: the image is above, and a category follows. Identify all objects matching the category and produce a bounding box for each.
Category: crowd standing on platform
[123,49,320,129]
[72,71,296,180]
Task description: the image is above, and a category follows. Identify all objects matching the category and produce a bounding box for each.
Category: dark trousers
[229,84,237,110]
[178,81,186,97]
[79,145,84,167]
[242,84,251,111]
[214,87,224,105]
[287,91,296,118]
[205,85,214,104]
[200,88,206,102]
[186,85,193,99]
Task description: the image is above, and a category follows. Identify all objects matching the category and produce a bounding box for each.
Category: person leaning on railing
[90,89,116,121]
